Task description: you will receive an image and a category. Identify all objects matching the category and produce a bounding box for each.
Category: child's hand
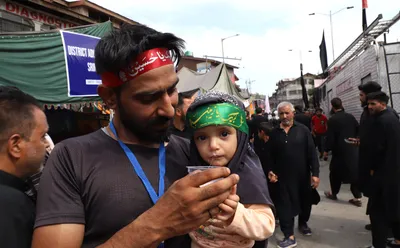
[215,185,240,225]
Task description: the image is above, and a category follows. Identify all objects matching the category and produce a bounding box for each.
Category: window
[361,74,372,85]
[40,24,57,31]
[0,11,33,32]
[289,90,298,95]
[322,85,327,99]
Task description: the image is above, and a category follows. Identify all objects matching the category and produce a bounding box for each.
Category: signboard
[0,1,76,28]
[60,31,101,97]
[336,78,353,96]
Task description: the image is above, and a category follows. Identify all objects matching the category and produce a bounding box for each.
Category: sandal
[349,199,362,207]
[324,191,338,200]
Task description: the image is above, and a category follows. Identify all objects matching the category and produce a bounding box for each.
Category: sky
[88,0,400,96]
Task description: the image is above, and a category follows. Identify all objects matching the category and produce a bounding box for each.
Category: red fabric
[312,115,328,134]
[101,72,123,87]
[100,48,173,87]
[362,0,368,9]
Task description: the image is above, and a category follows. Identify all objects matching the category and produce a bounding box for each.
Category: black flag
[300,63,309,109]
[319,31,328,77]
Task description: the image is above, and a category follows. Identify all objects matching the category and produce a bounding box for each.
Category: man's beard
[118,103,171,143]
[361,100,367,107]
[281,119,291,126]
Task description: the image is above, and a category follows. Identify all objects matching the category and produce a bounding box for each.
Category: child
[186,91,275,248]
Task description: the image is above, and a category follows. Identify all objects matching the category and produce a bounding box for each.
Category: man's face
[257,130,264,140]
[278,105,294,126]
[316,110,322,117]
[258,130,269,141]
[305,111,311,117]
[368,99,386,115]
[19,108,49,176]
[194,125,237,167]
[177,92,198,122]
[360,91,367,107]
[116,65,179,143]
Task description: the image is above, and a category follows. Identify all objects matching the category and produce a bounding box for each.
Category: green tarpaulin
[0,21,113,104]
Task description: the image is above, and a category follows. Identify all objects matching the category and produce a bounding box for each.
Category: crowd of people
[0,24,399,248]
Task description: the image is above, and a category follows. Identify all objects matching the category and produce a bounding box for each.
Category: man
[266,102,320,248]
[311,107,328,159]
[250,107,268,138]
[250,107,268,152]
[255,122,274,177]
[353,81,399,231]
[270,111,280,128]
[323,98,362,207]
[0,86,49,247]
[32,24,239,248]
[25,133,53,202]
[256,122,279,222]
[366,91,400,248]
[168,89,198,139]
[294,106,311,131]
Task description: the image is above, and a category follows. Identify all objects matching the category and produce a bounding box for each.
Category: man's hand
[311,176,320,189]
[215,185,240,226]
[268,171,278,183]
[143,167,239,241]
[347,137,360,146]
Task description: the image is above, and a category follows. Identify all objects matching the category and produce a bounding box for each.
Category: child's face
[194,125,237,167]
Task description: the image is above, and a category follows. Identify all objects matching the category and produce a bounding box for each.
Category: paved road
[269,158,372,248]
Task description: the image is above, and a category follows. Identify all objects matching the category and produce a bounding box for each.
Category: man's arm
[33,167,239,248]
[324,118,335,153]
[306,130,320,177]
[32,224,84,248]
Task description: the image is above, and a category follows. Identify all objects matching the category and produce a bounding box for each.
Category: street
[270,158,372,248]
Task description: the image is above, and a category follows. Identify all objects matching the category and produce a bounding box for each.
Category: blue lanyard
[109,121,165,205]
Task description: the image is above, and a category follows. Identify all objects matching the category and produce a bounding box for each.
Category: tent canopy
[0,21,113,104]
[177,63,247,102]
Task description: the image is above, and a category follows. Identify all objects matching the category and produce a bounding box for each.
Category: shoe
[365,223,372,231]
[349,199,362,207]
[277,237,297,248]
[298,224,312,236]
[324,191,338,200]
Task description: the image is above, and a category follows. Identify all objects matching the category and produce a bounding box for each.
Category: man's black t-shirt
[0,170,35,248]
[35,130,191,247]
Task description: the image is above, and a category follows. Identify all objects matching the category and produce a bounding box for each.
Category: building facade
[0,0,138,33]
[177,55,239,84]
[269,73,316,109]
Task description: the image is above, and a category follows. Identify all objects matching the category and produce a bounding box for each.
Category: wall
[178,57,237,83]
[379,42,400,113]
[319,44,379,121]
[0,0,77,31]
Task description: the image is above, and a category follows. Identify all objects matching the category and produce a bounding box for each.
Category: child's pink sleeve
[228,203,275,241]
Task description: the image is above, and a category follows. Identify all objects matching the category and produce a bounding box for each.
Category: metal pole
[221,39,225,63]
[383,45,394,108]
[330,10,335,60]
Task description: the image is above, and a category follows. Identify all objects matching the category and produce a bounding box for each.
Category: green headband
[187,102,249,134]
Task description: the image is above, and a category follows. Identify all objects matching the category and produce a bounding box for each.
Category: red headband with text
[101,48,173,87]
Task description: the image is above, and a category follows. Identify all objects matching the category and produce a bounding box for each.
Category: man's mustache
[147,116,171,126]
